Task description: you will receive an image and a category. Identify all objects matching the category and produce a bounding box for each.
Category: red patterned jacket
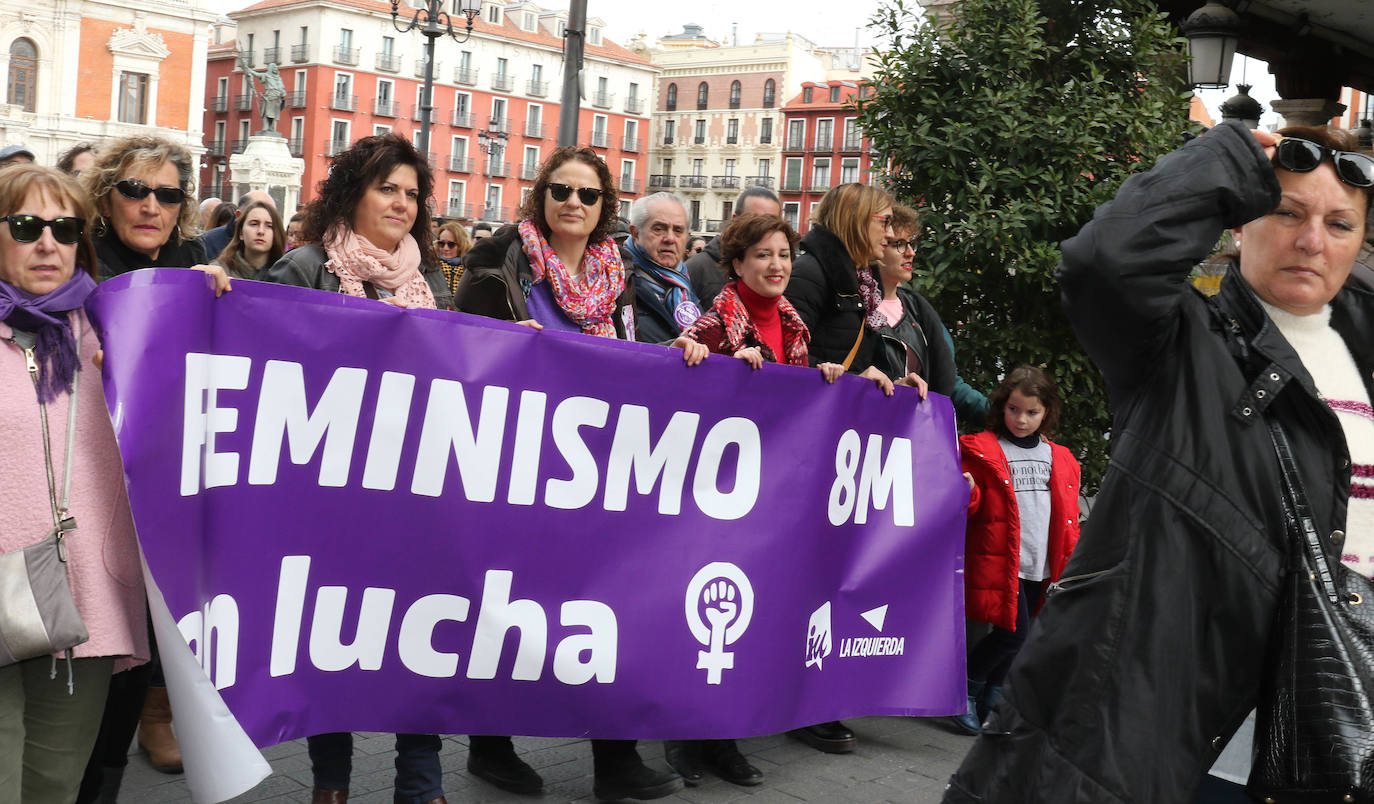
[680,281,812,367]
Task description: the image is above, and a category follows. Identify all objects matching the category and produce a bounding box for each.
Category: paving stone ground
[121,716,974,803]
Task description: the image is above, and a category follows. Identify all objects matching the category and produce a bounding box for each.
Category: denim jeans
[308,732,443,803]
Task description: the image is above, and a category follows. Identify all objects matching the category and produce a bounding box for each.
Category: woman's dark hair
[718,214,799,280]
[216,199,286,277]
[1272,124,1374,216]
[303,133,437,266]
[986,364,1062,438]
[0,164,97,279]
[211,202,237,230]
[56,142,95,175]
[517,146,618,243]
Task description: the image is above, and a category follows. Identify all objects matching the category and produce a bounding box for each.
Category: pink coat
[0,311,148,672]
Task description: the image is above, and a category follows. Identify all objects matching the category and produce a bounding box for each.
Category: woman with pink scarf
[260,133,451,804]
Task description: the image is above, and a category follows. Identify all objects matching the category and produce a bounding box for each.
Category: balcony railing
[692,135,706,145]
[592,91,614,108]
[841,135,864,153]
[263,47,281,64]
[725,135,738,145]
[209,96,228,113]
[619,178,641,194]
[621,136,640,152]
[763,94,775,108]
[325,139,351,156]
[448,156,473,173]
[200,183,231,201]
[520,163,539,180]
[241,52,255,68]
[233,94,252,112]
[781,177,803,192]
[287,90,307,108]
[291,43,310,63]
[230,139,249,154]
[648,174,675,188]
[728,98,740,109]
[678,175,707,189]
[527,79,548,97]
[590,130,609,148]
[524,122,545,139]
[666,100,676,111]
[374,99,398,117]
[703,219,724,232]
[206,140,226,157]
[415,59,440,78]
[759,133,773,144]
[663,135,674,145]
[624,97,644,115]
[411,104,438,123]
[452,110,473,127]
[445,202,472,219]
[784,137,806,152]
[333,45,360,66]
[487,116,510,133]
[376,53,400,72]
[454,67,479,85]
[491,73,515,92]
[810,181,831,193]
[330,93,358,112]
[485,160,510,177]
[744,175,775,188]
[288,138,304,157]
[711,175,741,189]
[810,141,835,153]
[480,206,509,222]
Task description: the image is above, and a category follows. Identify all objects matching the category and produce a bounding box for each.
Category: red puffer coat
[961,430,1081,631]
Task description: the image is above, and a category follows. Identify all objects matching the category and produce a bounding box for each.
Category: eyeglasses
[114,179,187,206]
[436,240,458,248]
[1275,136,1374,189]
[547,183,604,205]
[884,238,914,252]
[2,214,86,245]
[872,214,893,228]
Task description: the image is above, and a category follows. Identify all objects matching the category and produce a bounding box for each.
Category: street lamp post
[390,0,482,156]
[478,126,508,219]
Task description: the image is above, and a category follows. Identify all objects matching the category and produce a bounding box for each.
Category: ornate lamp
[1182,1,1241,89]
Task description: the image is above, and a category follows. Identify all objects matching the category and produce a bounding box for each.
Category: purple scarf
[0,272,98,403]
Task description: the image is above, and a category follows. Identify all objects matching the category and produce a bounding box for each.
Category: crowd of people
[1,117,1369,804]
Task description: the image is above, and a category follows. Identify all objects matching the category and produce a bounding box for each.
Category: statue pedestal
[228,134,305,214]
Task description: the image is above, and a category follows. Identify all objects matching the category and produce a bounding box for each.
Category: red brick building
[778,80,878,233]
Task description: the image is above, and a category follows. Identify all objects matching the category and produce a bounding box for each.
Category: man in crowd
[686,186,781,308]
[625,192,698,344]
[0,144,35,168]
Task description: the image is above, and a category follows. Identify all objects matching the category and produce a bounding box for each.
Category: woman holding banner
[455,147,684,802]
[261,133,450,804]
[0,164,149,803]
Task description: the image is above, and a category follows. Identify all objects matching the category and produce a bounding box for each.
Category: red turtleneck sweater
[736,280,785,363]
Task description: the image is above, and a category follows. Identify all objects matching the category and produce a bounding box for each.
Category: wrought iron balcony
[526,79,548,97]
[621,136,640,152]
[452,111,473,128]
[678,175,708,189]
[454,67,479,85]
[263,47,281,65]
[374,99,398,117]
[291,44,309,63]
[711,175,741,189]
[592,91,614,109]
[623,97,644,114]
[491,73,515,92]
[648,174,675,188]
[286,91,307,109]
[209,96,228,113]
[449,156,474,173]
[330,94,358,112]
[376,53,400,72]
[744,175,775,188]
[333,45,360,66]
[233,94,252,112]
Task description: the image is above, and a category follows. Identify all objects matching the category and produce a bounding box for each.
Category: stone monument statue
[237,49,285,136]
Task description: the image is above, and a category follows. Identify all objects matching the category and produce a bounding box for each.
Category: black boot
[701,740,763,786]
[466,735,543,794]
[788,721,856,753]
[663,741,703,786]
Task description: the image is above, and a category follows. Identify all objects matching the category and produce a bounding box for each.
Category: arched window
[7,39,37,112]
[729,80,741,109]
[763,79,776,108]
[666,82,677,111]
[696,81,708,110]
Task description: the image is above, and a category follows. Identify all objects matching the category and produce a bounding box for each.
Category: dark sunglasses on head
[1275,136,1374,189]
[547,183,604,205]
[115,179,187,206]
[2,214,86,245]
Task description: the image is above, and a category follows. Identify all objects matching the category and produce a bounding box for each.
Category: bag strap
[840,325,865,371]
[1265,417,1348,604]
[23,316,81,560]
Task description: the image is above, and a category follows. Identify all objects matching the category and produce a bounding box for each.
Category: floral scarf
[517,219,625,338]
[322,226,436,309]
[857,265,887,330]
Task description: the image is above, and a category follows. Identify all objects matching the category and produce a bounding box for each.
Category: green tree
[858,0,1195,489]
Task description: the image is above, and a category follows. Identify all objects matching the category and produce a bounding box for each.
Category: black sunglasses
[436,240,458,248]
[547,183,604,205]
[2,214,86,245]
[115,179,187,206]
[1275,136,1374,189]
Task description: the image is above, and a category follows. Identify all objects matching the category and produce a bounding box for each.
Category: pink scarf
[323,226,436,309]
[517,219,625,338]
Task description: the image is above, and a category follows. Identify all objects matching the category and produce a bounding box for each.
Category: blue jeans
[307,732,443,803]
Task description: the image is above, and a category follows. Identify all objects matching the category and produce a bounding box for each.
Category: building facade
[645,28,826,235]
[1,0,215,168]
[778,80,879,233]
[203,0,657,220]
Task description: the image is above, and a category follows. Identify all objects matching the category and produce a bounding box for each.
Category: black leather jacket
[261,244,453,310]
[946,122,1374,803]
[784,224,879,371]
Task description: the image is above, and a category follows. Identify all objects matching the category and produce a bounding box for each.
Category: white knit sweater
[1262,301,1374,579]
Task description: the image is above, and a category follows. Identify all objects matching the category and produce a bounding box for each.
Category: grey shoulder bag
[0,320,91,692]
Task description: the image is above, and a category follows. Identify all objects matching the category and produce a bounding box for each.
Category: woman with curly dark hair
[258,133,450,803]
[454,149,681,802]
[262,133,451,310]
[454,145,636,338]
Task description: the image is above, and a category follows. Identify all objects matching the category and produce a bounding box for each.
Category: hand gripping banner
[86,270,968,799]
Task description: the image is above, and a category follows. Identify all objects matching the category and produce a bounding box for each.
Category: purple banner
[87,269,967,749]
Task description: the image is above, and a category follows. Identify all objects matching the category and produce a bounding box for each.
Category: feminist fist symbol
[685,563,754,685]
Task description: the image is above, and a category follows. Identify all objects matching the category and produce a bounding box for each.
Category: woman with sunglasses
[434,221,471,299]
[944,124,1374,804]
[82,136,220,283]
[455,148,684,802]
[260,133,451,804]
[213,199,286,279]
[0,164,149,803]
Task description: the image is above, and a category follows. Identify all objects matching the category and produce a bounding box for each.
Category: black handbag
[1246,418,1374,804]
